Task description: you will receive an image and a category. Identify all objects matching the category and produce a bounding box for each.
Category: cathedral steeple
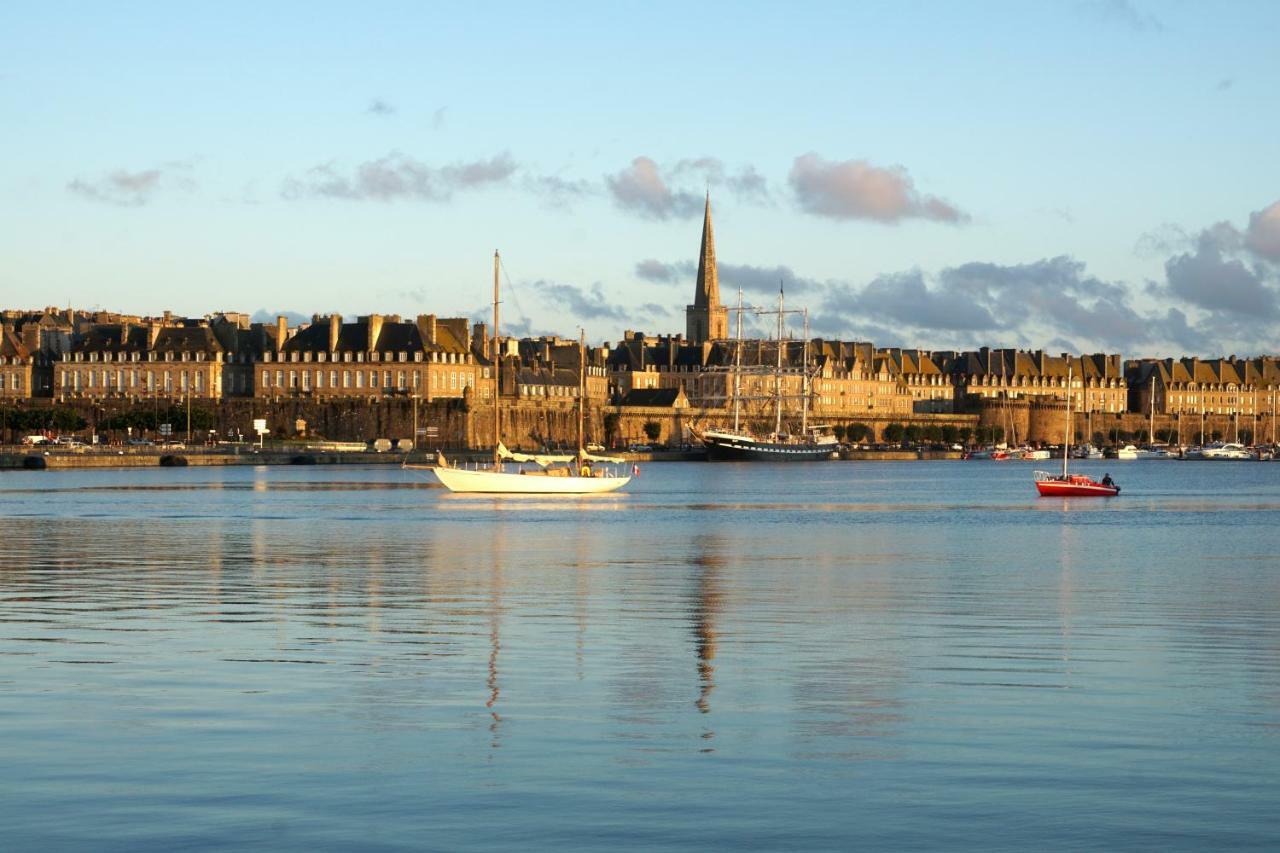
[686,193,729,343]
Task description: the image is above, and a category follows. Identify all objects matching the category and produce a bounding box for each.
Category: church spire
[686,193,729,344]
[693,192,719,309]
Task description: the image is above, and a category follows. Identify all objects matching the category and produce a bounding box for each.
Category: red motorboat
[1034,470,1120,497]
[1033,363,1120,497]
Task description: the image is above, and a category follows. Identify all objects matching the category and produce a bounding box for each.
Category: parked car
[627,443,652,452]
[21,435,49,446]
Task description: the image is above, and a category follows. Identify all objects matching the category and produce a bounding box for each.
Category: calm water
[2,460,1278,851]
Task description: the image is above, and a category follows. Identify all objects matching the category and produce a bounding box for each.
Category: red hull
[1034,473,1119,497]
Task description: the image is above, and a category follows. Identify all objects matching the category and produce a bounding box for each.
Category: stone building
[256,313,493,403]
[56,320,228,400]
[508,337,609,403]
[879,348,952,413]
[0,325,53,399]
[949,348,1127,414]
[1126,356,1280,418]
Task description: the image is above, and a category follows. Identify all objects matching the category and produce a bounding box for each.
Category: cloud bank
[282,152,517,201]
[68,163,196,207]
[788,153,968,224]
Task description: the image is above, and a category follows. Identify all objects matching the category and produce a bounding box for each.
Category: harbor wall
[978,399,1279,445]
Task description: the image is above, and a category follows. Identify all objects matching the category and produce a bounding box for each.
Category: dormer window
[318,352,326,363]
[414,352,422,363]
[182,352,190,362]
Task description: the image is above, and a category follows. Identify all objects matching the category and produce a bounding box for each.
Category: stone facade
[256,313,494,405]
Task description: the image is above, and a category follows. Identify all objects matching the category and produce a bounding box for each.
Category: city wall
[978,399,1280,445]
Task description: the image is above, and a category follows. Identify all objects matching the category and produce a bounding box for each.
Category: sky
[2,0,1278,357]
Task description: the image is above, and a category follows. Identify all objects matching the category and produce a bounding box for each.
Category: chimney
[275,315,287,352]
[472,322,488,358]
[367,314,383,352]
[425,314,437,346]
[329,314,341,353]
[148,321,162,348]
[120,321,130,348]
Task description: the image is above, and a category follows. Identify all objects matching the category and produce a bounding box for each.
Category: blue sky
[2,0,1278,356]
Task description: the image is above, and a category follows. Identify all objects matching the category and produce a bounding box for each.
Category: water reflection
[1,462,1279,850]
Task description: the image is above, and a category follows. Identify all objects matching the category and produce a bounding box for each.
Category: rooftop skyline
[2,1,1278,356]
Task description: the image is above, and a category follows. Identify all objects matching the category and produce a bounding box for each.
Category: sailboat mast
[578,328,586,454]
[493,250,501,468]
[774,285,784,438]
[1063,364,1072,478]
[733,288,743,433]
[801,308,809,435]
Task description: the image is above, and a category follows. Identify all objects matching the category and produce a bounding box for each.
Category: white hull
[432,466,631,494]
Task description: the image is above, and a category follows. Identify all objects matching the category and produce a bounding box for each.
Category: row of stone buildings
[5,302,1276,424]
[3,196,1276,425]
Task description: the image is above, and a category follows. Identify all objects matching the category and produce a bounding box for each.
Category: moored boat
[1202,442,1251,460]
[420,252,630,494]
[701,428,838,461]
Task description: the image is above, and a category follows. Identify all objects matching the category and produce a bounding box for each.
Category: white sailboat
[431,253,631,494]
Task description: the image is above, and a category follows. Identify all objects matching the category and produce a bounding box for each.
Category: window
[356,371,364,388]
[314,370,322,389]
[195,372,204,392]
[397,370,406,390]
[276,370,284,389]
[262,370,270,389]
[413,370,421,390]
[451,372,457,390]
[302,371,311,391]
[330,370,337,389]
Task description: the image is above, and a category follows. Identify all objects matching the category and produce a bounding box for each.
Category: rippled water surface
[2,461,1278,851]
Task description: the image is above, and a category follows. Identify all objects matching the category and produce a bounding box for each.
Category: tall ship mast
[698,282,837,462]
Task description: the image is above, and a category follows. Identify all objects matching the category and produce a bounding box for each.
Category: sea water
[1,461,1278,850]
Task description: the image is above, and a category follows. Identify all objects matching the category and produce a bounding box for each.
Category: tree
[956,426,973,445]
[846,423,869,443]
[882,423,905,443]
[904,424,922,443]
[642,420,662,442]
[940,425,957,444]
[603,412,621,448]
[923,424,942,443]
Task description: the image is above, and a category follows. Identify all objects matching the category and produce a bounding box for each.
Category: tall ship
[698,287,838,462]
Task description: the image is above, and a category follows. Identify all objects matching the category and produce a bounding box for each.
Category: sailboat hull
[702,431,837,462]
[1034,471,1120,497]
[432,466,631,494]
